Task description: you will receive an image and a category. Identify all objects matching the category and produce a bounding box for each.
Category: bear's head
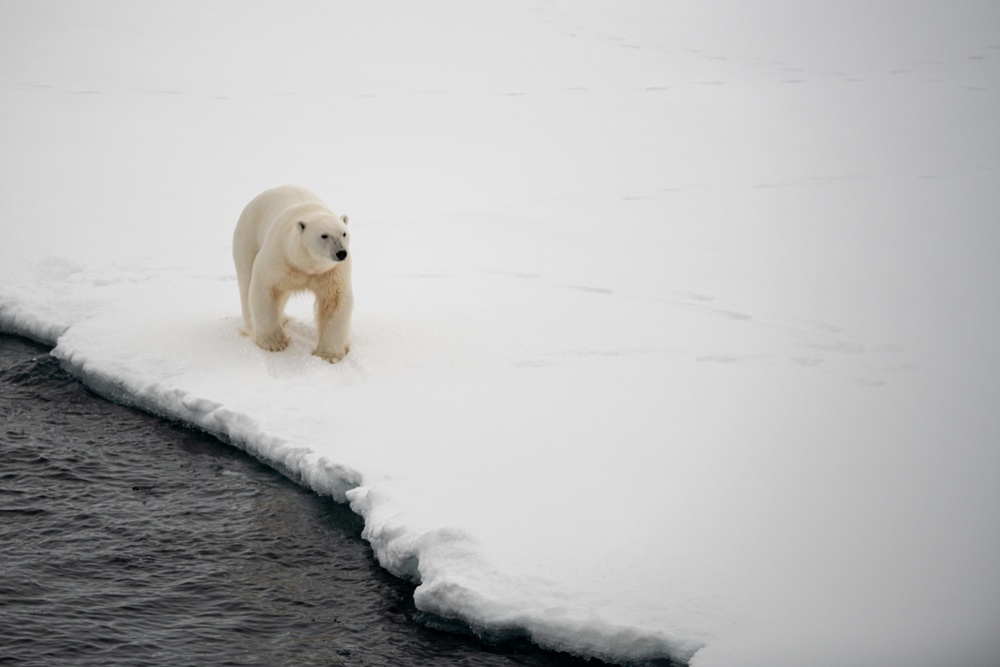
[292,212,350,273]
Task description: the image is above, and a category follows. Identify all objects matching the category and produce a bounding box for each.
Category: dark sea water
[0,334,625,667]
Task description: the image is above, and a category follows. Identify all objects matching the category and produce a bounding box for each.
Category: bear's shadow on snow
[273,314,324,356]
[239,311,328,377]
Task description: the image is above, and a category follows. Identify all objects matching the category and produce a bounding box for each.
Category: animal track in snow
[557,284,614,295]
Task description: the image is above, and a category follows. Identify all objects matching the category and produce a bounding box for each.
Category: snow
[2,1,999,665]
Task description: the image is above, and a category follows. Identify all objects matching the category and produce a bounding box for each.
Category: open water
[0,334,626,667]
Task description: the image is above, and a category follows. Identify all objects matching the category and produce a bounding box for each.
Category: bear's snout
[335,250,348,261]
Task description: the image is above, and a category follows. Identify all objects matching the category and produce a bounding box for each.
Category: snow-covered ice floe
[2,2,999,665]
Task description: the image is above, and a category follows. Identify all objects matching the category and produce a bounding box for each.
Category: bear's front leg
[249,277,290,352]
[314,288,353,363]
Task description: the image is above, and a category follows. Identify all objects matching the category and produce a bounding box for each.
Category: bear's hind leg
[234,253,255,335]
[237,275,254,336]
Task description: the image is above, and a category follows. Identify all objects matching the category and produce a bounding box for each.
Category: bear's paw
[314,344,349,364]
[255,330,290,352]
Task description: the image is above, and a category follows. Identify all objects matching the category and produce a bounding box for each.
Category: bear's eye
[342,232,347,238]
[320,234,330,240]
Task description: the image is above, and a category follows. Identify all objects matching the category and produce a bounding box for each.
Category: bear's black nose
[336,250,348,261]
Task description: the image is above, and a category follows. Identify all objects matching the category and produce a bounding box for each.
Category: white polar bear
[233,185,353,363]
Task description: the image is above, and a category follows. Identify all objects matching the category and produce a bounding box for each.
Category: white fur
[233,185,353,362]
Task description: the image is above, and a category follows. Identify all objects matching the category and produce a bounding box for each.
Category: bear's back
[235,185,331,253]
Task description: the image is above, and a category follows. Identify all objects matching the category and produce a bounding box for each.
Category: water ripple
[0,334,629,667]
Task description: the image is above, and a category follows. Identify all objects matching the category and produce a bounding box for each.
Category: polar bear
[233,185,353,363]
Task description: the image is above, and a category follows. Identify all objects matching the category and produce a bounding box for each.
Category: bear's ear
[297,221,306,232]
[340,214,349,225]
